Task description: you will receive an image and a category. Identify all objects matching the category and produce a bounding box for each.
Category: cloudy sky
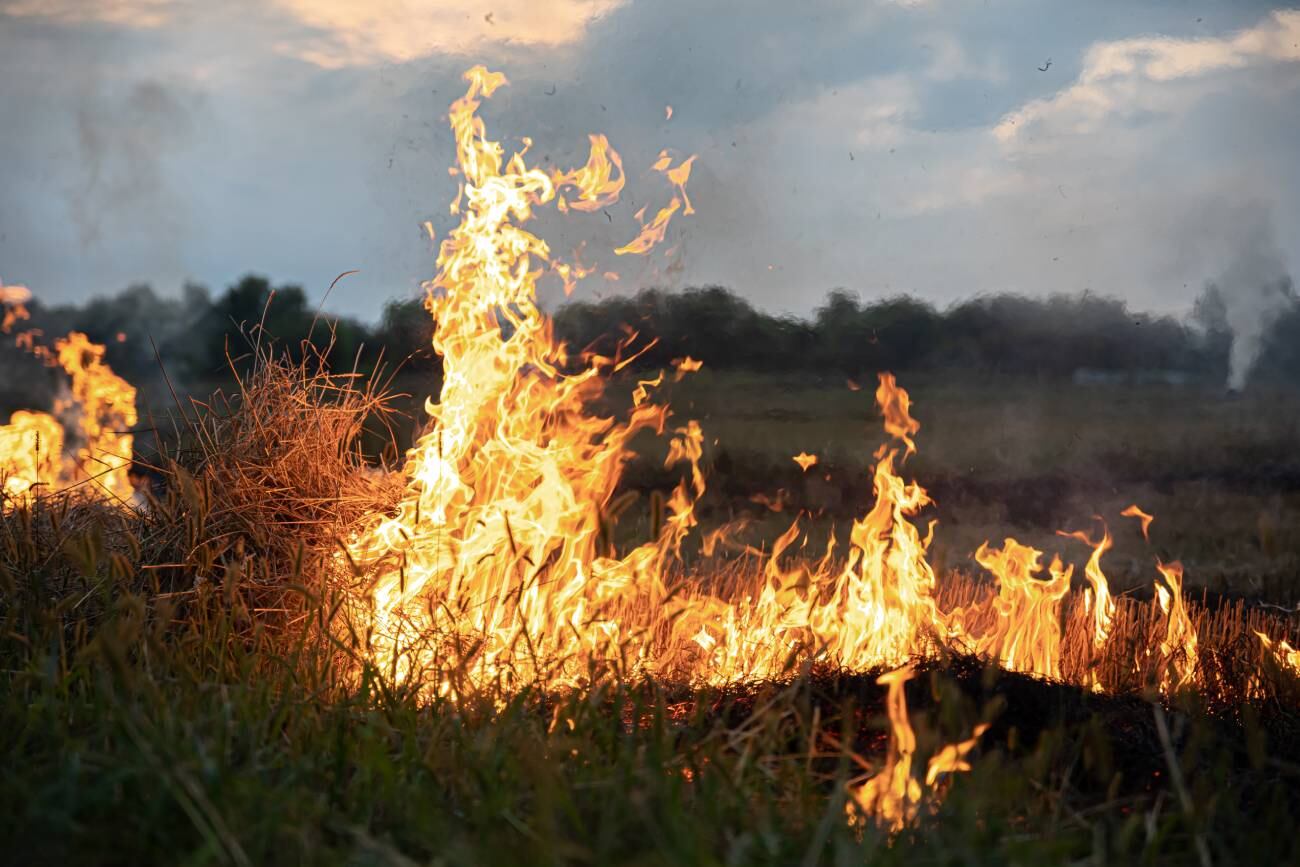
[1,0,1297,320]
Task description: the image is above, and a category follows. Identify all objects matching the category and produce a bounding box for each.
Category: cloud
[1,0,173,28]
[1,0,627,69]
[269,0,627,67]
[995,10,1300,145]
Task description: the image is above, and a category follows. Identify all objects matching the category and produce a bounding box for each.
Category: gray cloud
[0,1,1297,324]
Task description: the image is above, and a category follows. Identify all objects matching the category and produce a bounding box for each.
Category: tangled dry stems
[1,339,404,659]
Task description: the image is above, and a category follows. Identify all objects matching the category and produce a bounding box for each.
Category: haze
[1,0,1297,321]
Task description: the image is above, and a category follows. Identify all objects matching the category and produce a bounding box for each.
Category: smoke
[1211,213,1296,391]
[69,79,196,249]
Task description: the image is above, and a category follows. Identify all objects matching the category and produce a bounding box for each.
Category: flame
[970,540,1072,680]
[1058,524,1115,689]
[348,66,701,689]
[671,356,702,380]
[351,66,1230,706]
[844,666,987,832]
[0,284,137,503]
[875,373,919,458]
[0,411,63,499]
[1,280,32,333]
[552,134,625,214]
[1121,503,1154,541]
[1154,561,1199,693]
[1256,631,1300,678]
[614,151,696,256]
[793,452,818,471]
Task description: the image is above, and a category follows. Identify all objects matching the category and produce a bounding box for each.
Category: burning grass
[5,65,1300,863]
[4,333,1300,863]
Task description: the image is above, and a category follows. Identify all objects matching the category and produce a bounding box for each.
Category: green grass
[4,511,1300,866]
[6,585,1300,866]
[6,370,1300,864]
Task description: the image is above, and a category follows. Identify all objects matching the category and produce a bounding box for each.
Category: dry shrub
[0,335,410,673]
[150,339,407,636]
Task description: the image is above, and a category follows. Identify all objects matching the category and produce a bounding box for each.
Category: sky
[1,0,1297,322]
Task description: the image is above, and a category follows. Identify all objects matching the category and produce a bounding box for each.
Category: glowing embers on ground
[0,286,138,503]
[350,66,1230,699]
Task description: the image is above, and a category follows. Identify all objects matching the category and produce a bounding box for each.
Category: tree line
[6,274,1299,407]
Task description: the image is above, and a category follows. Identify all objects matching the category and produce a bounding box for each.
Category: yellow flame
[1154,560,1199,693]
[844,665,987,832]
[0,285,137,503]
[671,356,702,380]
[1059,524,1115,690]
[793,452,818,471]
[351,66,1222,705]
[0,411,63,500]
[970,540,1072,680]
[1256,631,1300,678]
[552,134,625,214]
[1,280,32,334]
[614,151,696,256]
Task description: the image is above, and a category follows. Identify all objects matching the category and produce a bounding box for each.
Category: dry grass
[6,350,1300,864]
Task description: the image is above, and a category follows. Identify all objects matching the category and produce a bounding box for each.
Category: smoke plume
[1213,214,1295,390]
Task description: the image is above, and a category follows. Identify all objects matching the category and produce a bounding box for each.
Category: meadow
[5,62,1300,864]
[5,358,1300,865]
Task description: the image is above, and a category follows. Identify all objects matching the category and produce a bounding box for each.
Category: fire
[0,289,137,503]
[348,66,701,689]
[1154,560,1199,693]
[1122,503,1154,541]
[614,151,696,256]
[792,452,818,471]
[844,666,987,832]
[350,65,1222,705]
[1,280,32,333]
[0,411,63,499]
[970,540,1072,680]
[1059,525,1116,690]
[1256,631,1300,678]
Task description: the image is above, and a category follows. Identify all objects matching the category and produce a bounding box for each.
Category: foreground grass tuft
[5,357,1300,865]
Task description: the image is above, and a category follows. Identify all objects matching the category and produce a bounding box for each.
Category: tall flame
[349,66,700,689]
[1154,561,1199,693]
[352,66,1222,705]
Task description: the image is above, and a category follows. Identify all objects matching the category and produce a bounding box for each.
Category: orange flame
[671,356,702,380]
[1058,524,1116,690]
[793,452,818,471]
[844,666,987,832]
[1154,560,1199,693]
[1121,503,1154,541]
[0,411,63,499]
[552,134,625,214]
[1256,631,1300,678]
[1,280,32,334]
[0,284,137,503]
[350,66,1220,707]
[614,151,696,256]
[876,373,919,458]
[971,540,1072,680]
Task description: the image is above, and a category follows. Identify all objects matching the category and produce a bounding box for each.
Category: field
[5,360,1300,866]
[5,64,1300,866]
[638,371,1300,602]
